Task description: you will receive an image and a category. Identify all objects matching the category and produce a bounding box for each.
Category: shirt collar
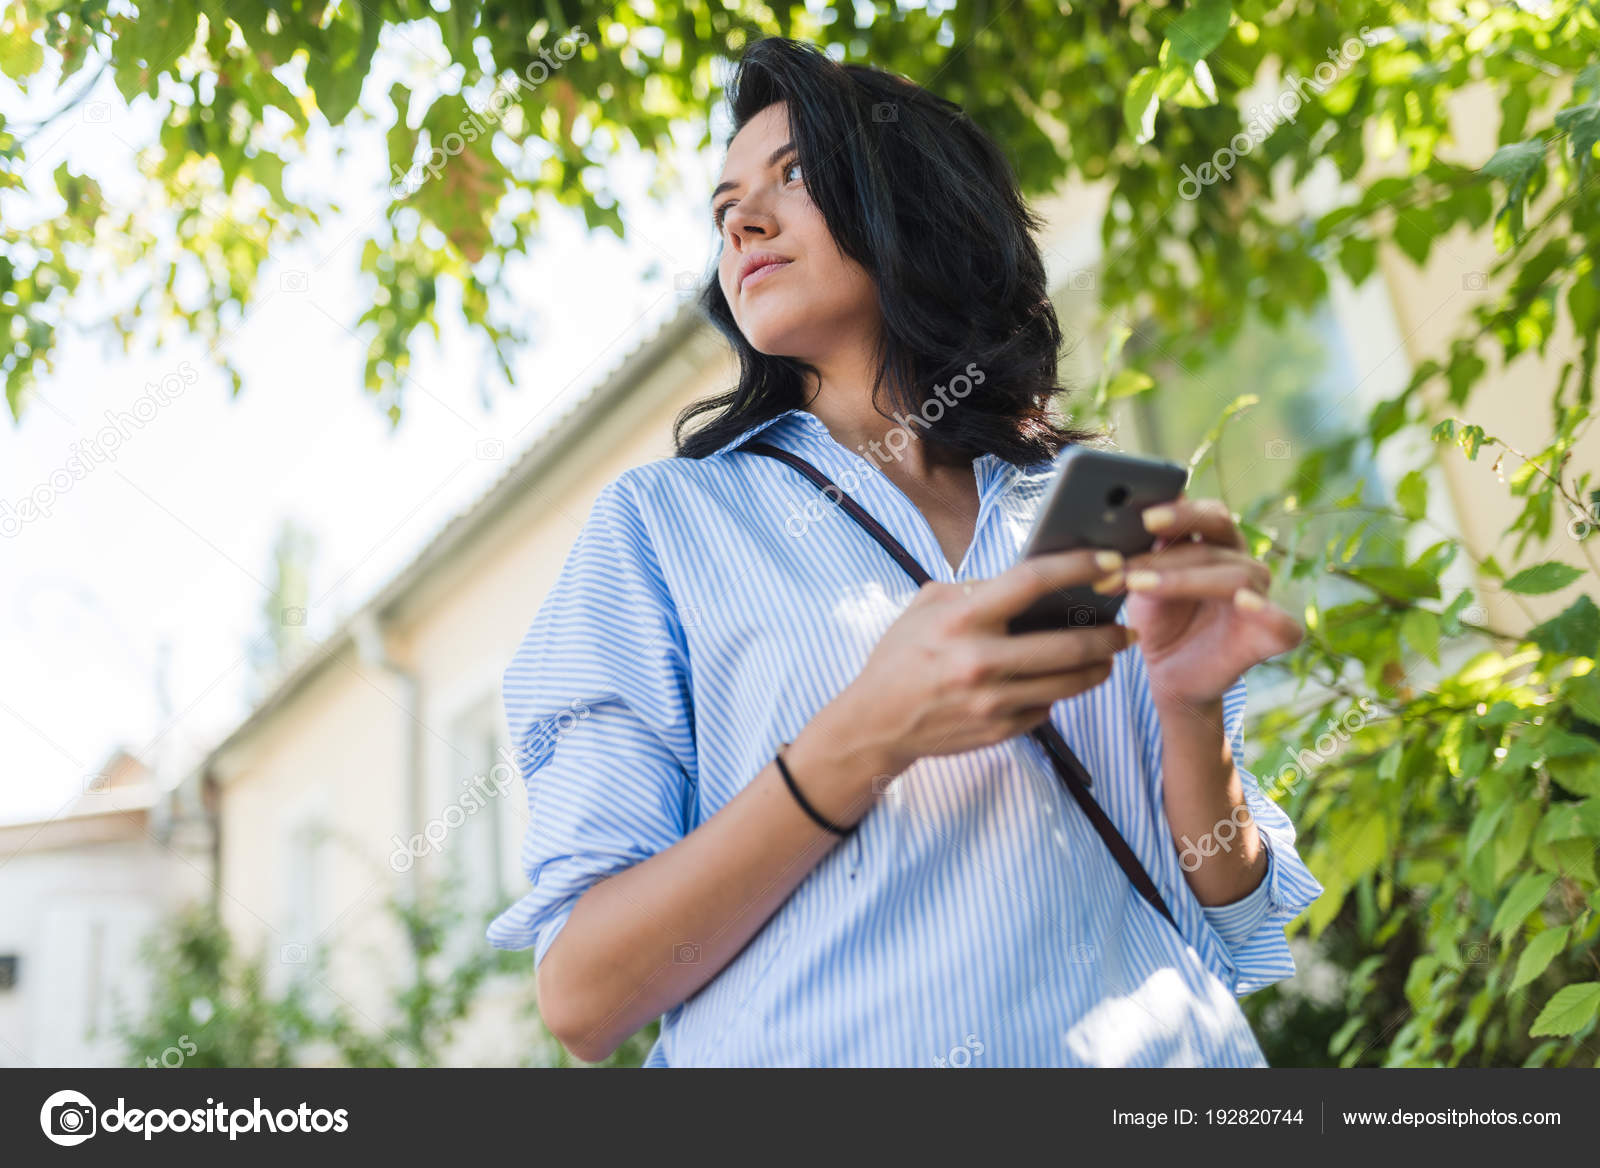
[706,405,1061,483]
[706,407,825,457]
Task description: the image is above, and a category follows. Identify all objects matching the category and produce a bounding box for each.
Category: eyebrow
[710,142,797,205]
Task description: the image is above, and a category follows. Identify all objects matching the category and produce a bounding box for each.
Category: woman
[487,36,1322,1067]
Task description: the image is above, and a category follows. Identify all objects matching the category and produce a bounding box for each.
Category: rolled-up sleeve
[1195,676,1324,995]
[486,476,695,965]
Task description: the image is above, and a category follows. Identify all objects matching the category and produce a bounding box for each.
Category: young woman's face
[712,101,880,361]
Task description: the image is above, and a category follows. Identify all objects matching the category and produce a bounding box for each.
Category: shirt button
[1053,827,1069,845]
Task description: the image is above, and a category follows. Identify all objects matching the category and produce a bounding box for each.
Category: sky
[0,26,729,824]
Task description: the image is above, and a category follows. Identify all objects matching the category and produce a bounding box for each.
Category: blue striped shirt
[487,406,1323,1066]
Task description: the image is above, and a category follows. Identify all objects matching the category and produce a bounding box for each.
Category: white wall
[0,837,192,1067]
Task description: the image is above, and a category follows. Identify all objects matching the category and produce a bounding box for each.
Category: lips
[738,251,793,291]
[741,259,791,290]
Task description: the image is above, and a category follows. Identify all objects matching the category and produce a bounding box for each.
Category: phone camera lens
[1106,485,1129,507]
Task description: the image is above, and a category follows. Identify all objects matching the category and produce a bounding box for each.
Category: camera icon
[673,271,698,294]
[1461,941,1490,964]
[280,270,309,293]
[673,942,701,964]
[41,1091,97,1146]
[1265,438,1292,460]
[83,773,110,794]
[83,102,110,124]
[1068,270,1097,291]
[1068,942,1098,964]
[1067,606,1098,627]
[871,774,897,797]
[280,943,308,964]
[1462,271,1488,291]
[281,606,306,627]
[1462,605,1487,626]
[475,438,505,461]
[871,102,898,123]
[52,1101,95,1135]
[678,603,701,628]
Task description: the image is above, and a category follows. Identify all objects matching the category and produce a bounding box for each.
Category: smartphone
[1007,446,1189,634]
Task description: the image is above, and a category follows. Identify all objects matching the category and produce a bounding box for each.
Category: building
[0,750,213,1067]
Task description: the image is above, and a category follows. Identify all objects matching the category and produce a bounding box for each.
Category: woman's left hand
[1096,497,1303,707]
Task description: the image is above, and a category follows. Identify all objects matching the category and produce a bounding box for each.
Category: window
[282,807,330,985]
[1126,296,1411,620]
[447,698,507,917]
[84,922,104,1039]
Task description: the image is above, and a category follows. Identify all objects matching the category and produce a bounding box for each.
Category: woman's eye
[713,161,799,230]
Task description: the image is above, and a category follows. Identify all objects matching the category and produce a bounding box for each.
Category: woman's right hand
[796,549,1138,809]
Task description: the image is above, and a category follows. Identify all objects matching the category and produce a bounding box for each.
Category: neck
[798,342,959,479]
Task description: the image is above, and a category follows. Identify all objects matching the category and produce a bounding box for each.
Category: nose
[724,187,776,246]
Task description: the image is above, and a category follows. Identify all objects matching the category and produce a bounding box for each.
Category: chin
[736,309,811,356]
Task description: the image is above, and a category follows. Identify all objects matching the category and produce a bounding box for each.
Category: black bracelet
[774,743,854,837]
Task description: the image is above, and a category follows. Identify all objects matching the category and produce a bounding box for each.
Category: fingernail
[1124,570,1160,591]
[1094,550,1123,572]
[1234,587,1265,611]
[1142,505,1176,531]
[1091,571,1123,595]
[1123,626,1140,645]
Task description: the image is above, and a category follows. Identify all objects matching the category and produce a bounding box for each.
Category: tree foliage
[4,2,1586,423]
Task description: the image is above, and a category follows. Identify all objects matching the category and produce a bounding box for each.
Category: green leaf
[1171,59,1218,108]
[1396,469,1427,520]
[1538,802,1586,845]
[1548,752,1600,799]
[1503,562,1584,595]
[1565,672,1600,726]
[1550,837,1597,884]
[1544,727,1600,760]
[1394,212,1432,266]
[1465,801,1509,863]
[1446,349,1486,406]
[0,20,45,79]
[1344,814,1387,880]
[1441,589,1477,635]
[1510,927,1569,993]
[1554,103,1600,184]
[1104,369,1155,400]
[1338,235,1377,285]
[1400,607,1440,664]
[1528,595,1600,657]
[1329,1014,1364,1057]
[1481,138,1546,185]
[1165,0,1232,66]
[1579,798,1600,836]
[1124,67,1163,145]
[1529,982,1600,1038]
[1493,802,1541,884]
[1491,872,1555,940]
[1343,565,1441,601]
